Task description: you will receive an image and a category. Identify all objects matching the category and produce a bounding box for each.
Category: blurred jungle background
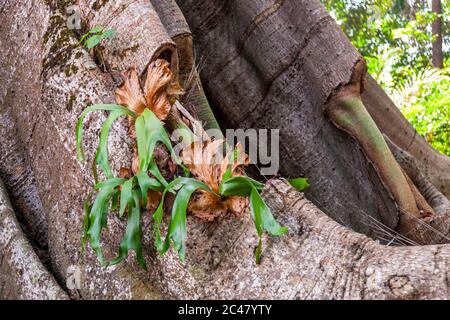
[322,0,450,155]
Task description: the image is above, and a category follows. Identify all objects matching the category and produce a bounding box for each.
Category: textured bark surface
[388,137,450,217]
[1,0,164,299]
[79,0,177,76]
[151,0,222,132]
[326,67,421,234]
[388,138,450,245]
[175,0,400,238]
[0,178,67,300]
[362,75,450,199]
[0,104,48,256]
[1,0,450,300]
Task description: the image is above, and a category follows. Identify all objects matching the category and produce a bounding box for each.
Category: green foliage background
[322,0,450,155]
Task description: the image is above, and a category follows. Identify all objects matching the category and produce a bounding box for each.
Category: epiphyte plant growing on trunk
[80,26,117,49]
[76,59,291,268]
[79,26,117,72]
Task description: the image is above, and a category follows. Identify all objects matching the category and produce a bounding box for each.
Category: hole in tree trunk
[158,49,173,65]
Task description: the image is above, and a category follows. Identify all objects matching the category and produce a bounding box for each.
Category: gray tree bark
[175,0,450,241]
[0,178,68,299]
[0,0,449,299]
[175,0,399,238]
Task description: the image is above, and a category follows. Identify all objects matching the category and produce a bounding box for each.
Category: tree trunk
[432,0,444,69]
[175,0,450,243]
[175,0,399,237]
[0,178,68,299]
[0,0,449,299]
[362,75,450,199]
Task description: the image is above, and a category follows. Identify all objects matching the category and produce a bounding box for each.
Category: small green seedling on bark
[80,26,117,49]
[288,178,310,191]
[79,27,116,71]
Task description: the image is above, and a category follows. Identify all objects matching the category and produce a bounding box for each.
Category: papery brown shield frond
[119,167,133,179]
[152,94,172,121]
[188,190,227,221]
[146,190,162,212]
[115,66,147,115]
[220,143,250,180]
[181,139,226,193]
[182,139,251,220]
[225,196,249,218]
[131,149,140,175]
[166,81,185,97]
[144,59,184,120]
[188,191,249,220]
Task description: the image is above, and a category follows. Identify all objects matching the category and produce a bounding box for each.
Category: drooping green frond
[77,100,288,267]
[136,109,171,185]
[76,104,135,161]
[86,178,125,266]
[109,190,146,269]
[219,176,264,196]
[119,177,135,218]
[153,178,214,260]
[219,176,288,264]
[162,180,213,261]
[136,171,164,208]
[94,110,130,178]
[82,193,93,252]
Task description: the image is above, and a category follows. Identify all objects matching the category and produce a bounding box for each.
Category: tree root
[387,136,450,216]
[326,61,423,239]
[78,0,178,76]
[0,178,68,300]
[3,0,450,299]
[151,0,223,134]
[325,60,450,244]
[388,137,450,244]
[403,171,434,216]
[362,74,450,200]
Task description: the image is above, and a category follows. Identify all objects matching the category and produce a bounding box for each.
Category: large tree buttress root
[363,75,450,200]
[326,61,421,239]
[0,178,67,299]
[325,60,450,244]
[176,0,402,239]
[176,0,450,244]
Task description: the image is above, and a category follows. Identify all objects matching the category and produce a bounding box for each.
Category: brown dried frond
[144,60,184,120]
[115,66,147,115]
[131,148,140,175]
[181,139,225,193]
[115,59,184,120]
[119,167,133,179]
[188,191,227,221]
[114,60,250,219]
[188,191,249,220]
[181,139,251,220]
[146,190,162,212]
[225,196,249,218]
[116,59,185,201]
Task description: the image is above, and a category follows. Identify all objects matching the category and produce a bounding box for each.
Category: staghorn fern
[77,103,289,267]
